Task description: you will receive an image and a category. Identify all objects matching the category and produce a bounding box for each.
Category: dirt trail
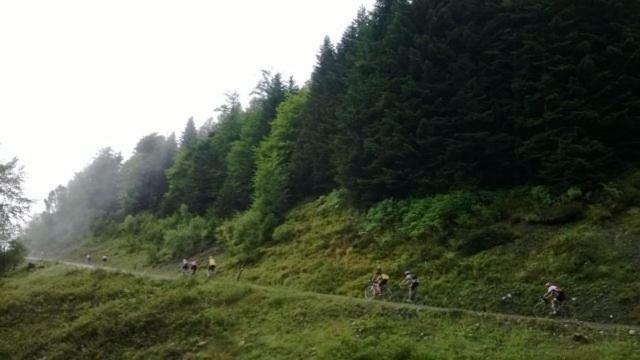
[28,257,640,333]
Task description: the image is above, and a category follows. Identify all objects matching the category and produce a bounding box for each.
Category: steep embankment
[231,189,640,326]
[2,264,639,359]
[59,182,640,327]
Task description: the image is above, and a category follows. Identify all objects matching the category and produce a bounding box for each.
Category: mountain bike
[364,282,409,303]
[534,296,576,319]
[363,281,379,299]
[364,281,391,300]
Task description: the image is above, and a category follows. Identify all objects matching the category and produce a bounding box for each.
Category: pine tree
[289,37,340,201]
[180,117,198,148]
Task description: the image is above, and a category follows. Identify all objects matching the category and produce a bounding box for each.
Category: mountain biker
[101,255,108,264]
[190,260,198,276]
[85,254,92,263]
[181,259,189,274]
[400,271,419,302]
[543,282,566,315]
[207,256,217,277]
[371,266,390,297]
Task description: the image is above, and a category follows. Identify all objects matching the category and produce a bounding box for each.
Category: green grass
[35,176,640,333]
[211,189,640,326]
[1,265,639,359]
[54,187,640,327]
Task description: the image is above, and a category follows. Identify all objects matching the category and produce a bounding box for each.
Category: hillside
[11,0,640,357]
[1,264,638,359]
[57,173,640,328]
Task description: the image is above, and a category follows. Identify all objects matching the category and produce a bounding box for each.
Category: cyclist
[85,254,92,263]
[371,266,390,297]
[542,282,566,315]
[190,260,198,276]
[207,256,217,277]
[400,271,419,302]
[181,259,189,274]
[101,255,108,264]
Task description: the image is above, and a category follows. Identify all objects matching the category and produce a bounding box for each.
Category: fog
[0,0,375,215]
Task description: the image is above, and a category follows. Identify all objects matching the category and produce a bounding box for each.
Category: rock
[629,330,636,336]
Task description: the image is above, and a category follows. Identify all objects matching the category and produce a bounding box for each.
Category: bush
[361,192,489,241]
[117,211,218,262]
[217,209,264,252]
[526,202,586,225]
[0,240,26,274]
[163,217,216,259]
[587,205,613,224]
[455,226,517,256]
[547,230,611,276]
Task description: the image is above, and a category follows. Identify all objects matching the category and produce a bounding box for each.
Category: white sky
[0,0,374,214]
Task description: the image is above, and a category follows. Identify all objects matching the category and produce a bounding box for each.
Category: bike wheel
[558,303,576,319]
[364,285,375,299]
[532,300,548,317]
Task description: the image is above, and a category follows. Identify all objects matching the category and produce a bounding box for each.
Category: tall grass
[1,266,638,359]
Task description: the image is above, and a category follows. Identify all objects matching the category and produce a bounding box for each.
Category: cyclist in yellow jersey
[207,256,217,277]
[371,266,390,297]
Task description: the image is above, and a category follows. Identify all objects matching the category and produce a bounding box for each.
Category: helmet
[404,271,411,275]
[545,282,552,287]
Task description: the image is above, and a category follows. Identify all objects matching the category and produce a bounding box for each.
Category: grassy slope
[1,265,639,359]
[59,187,640,327]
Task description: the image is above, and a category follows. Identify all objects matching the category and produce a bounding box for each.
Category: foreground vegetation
[1,265,638,359]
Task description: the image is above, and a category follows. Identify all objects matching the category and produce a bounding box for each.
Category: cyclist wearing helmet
[207,256,217,277]
[543,282,566,315]
[181,259,189,274]
[400,271,419,302]
[190,260,198,276]
[371,266,390,297]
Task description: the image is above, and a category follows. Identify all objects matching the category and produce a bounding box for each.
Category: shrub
[217,209,264,253]
[547,230,611,276]
[544,202,585,224]
[0,240,26,274]
[586,205,613,224]
[455,226,517,256]
[361,191,487,242]
[118,211,218,262]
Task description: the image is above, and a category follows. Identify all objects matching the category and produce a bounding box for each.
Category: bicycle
[534,296,576,319]
[364,281,389,300]
[397,282,419,303]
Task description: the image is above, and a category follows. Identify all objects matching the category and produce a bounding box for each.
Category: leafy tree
[215,140,254,216]
[254,90,309,219]
[0,154,30,246]
[0,240,26,273]
[214,73,294,216]
[121,135,175,214]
